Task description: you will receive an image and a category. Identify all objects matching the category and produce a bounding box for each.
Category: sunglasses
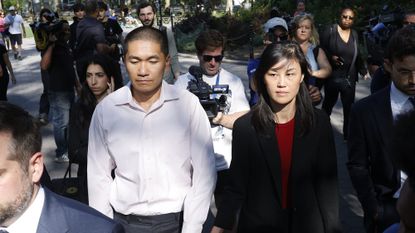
[202,55,224,62]
[342,15,354,20]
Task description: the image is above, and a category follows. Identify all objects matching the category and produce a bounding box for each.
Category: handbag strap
[63,162,73,179]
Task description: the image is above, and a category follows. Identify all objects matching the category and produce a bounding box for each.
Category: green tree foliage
[3,0,25,9]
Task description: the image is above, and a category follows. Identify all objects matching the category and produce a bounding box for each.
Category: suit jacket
[347,86,400,220]
[36,188,124,233]
[215,109,341,233]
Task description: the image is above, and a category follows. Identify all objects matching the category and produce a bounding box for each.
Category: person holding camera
[40,20,77,163]
[175,29,250,214]
[320,6,367,140]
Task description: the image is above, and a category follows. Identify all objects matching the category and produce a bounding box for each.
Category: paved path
[9,37,369,233]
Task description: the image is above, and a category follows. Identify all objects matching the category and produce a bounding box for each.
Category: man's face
[125,39,168,99]
[0,133,34,227]
[198,47,223,76]
[403,14,415,26]
[97,9,106,21]
[9,10,16,16]
[138,6,155,26]
[75,10,85,20]
[386,55,415,96]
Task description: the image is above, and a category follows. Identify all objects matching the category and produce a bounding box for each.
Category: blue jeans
[48,91,74,157]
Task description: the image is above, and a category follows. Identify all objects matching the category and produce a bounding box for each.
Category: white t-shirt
[5,14,24,35]
[176,68,250,171]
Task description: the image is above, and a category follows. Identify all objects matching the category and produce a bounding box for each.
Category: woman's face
[86,64,110,100]
[295,19,312,42]
[264,58,304,108]
[340,9,355,29]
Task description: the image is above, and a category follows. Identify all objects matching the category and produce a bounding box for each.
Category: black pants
[114,212,183,233]
[0,74,9,101]
[39,69,50,115]
[322,77,356,139]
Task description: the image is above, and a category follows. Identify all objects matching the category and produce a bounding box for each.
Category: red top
[275,118,295,209]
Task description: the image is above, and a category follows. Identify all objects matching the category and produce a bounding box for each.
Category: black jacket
[215,109,341,233]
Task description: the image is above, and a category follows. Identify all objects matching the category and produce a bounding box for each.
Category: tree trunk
[226,0,233,14]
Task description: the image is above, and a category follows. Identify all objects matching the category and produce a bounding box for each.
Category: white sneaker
[54,154,69,163]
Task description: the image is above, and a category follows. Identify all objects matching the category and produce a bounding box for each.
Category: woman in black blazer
[212,41,341,233]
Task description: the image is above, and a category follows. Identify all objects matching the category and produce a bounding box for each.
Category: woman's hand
[211,226,225,233]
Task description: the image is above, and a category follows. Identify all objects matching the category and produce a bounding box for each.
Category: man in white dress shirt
[87,26,216,233]
[0,102,124,233]
[175,29,250,212]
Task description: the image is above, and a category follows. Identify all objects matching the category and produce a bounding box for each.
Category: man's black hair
[137,1,156,14]
[84,0,98,15]
[385,25,415,62]
[97,1,108,11]
[72,3,85,13]
[124,26,168,56]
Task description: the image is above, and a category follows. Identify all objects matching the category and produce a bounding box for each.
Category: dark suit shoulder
[42,188,124,233]
[352,86,389,112]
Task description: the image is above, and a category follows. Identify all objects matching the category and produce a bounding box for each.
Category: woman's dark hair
[39,8,51,19]
[252,41,314,135]
[78,54,121,127]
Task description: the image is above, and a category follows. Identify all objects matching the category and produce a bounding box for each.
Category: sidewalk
[10,36,367,233]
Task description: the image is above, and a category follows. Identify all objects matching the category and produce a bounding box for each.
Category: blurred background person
[4,6,25,60]
[68,54,119,204]
[0,10,10,50]
[212,41,340,233]
[69,3,85,52]
[320,6,367,140]
[291,13,332,91]
[97,1,124,88]
[293,0,306,17]
[0,33,16,101]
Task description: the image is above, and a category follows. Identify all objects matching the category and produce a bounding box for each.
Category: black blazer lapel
[372,88,393,149]
[256,124,283,206]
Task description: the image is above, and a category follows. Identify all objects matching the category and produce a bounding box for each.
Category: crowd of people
[0,0,415,233]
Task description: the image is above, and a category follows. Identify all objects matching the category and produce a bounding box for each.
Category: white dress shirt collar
[5,187,45,233]
[390,82,414,120]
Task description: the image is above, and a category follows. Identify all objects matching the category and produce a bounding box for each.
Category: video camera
[187,66,230,122]
[30,12,64,51]
[364,5,404,65]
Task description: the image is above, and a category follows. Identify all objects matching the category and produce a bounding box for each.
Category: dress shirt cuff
[181,221,203,233]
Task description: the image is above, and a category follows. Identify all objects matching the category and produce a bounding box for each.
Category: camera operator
[40,20,77,163]
[175,29,250,210]
[370,10,415,94]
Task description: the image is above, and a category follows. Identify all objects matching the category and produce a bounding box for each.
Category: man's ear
[29,152,44,184]
[164,55,171,73]
[383,59,392,74]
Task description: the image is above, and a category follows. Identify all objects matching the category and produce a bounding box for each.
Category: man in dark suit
[0,102,124,233]
[347,25,415,233]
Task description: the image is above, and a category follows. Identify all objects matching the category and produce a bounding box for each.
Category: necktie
[409,97,415,108]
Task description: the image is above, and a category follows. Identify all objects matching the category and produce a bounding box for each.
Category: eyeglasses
[342,15,354,20]
[202,55,224,62]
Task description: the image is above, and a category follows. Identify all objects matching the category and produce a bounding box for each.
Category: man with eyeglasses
[348,26,415,233]
[175,29,250,215]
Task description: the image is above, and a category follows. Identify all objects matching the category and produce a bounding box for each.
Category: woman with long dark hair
[68,54,121,204]
[212,41,341,233]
